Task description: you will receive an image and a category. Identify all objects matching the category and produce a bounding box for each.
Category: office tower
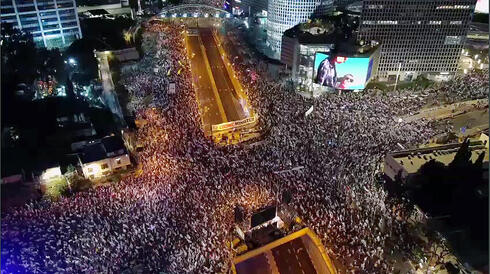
[358,0,476,81]
[266,0,334,59]
[1,0,82,49]
[240,0,269,16]
[334,0,360,8]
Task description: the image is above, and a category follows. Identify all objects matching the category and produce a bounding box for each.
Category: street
[199,28,247,122]
[187,34,225,127]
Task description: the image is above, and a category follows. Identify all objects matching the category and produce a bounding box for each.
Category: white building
[266,0,333,59]
[79,136,131,180]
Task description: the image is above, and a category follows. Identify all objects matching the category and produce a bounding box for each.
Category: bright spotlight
[68,58,76,65]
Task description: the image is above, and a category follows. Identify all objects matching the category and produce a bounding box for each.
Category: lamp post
[394,61,403,92]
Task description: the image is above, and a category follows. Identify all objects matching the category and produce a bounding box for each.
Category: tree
[66,76,75,99]
[36,47,67,85]
[65,38,101,85]
[66,172,92,193]
[157,0,163,9]
[1,24,38,94]
[449,138,472,169]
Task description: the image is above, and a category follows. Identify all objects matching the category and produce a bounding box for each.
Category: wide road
[199,28,246,122]
[187,35,224,127]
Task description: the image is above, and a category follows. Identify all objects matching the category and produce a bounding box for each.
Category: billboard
[476,0,488,13]
[314,53,371,90]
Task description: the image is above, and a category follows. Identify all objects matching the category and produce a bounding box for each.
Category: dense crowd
[121,24,189,112]
[1,20,488,274]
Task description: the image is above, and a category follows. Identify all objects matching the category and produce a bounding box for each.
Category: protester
[1,20,488,274]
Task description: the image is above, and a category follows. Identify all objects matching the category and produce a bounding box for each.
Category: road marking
[198,34,228,123]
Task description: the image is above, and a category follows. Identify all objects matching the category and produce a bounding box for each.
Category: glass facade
[266,0,333,59]
[358,0,475,79]
[0,0,81,49]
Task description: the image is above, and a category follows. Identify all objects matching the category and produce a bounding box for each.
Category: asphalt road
[95,51,124,120]
[199,28,246,122]
[187,35,224,127]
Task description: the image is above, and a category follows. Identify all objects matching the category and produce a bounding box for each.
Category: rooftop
[79,135,127,163]
[233,228,336,274]
[101,135,126,154]
[80,142,107,163]
[283,15,378,56]
[389,141,488,175]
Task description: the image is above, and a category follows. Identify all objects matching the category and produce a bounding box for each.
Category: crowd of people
[1,19,488,274]
[121,24,189,113]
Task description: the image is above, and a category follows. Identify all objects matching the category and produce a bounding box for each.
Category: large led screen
[314,53,371,90]
[476,0,488,14]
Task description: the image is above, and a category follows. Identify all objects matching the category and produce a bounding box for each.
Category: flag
[305,106,314,117]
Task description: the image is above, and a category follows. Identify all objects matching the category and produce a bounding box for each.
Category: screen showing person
[314,53,336,87]
[334,56,370,90]
[337,74,354,89]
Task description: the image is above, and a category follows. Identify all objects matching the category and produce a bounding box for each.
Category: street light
[68,58,76,65]
[394,61,404,92]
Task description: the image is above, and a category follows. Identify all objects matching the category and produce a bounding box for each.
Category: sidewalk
[399,99,488,123]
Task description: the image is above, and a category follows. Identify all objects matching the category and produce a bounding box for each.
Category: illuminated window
[363,20,375,25]
[428,21,442,25]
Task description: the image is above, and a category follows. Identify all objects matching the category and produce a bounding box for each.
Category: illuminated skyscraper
[266,0,333,59]
[358,0,476,81]
[1,0,82,49]
[231,0,269,16]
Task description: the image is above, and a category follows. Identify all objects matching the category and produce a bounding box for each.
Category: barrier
[212,115,257,132]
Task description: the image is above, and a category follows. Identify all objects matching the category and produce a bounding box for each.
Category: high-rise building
[266,0,334,59]
[1,0,82,49]
[358,0,476,81]
[333,0,360,9]
[231,0,268,16]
